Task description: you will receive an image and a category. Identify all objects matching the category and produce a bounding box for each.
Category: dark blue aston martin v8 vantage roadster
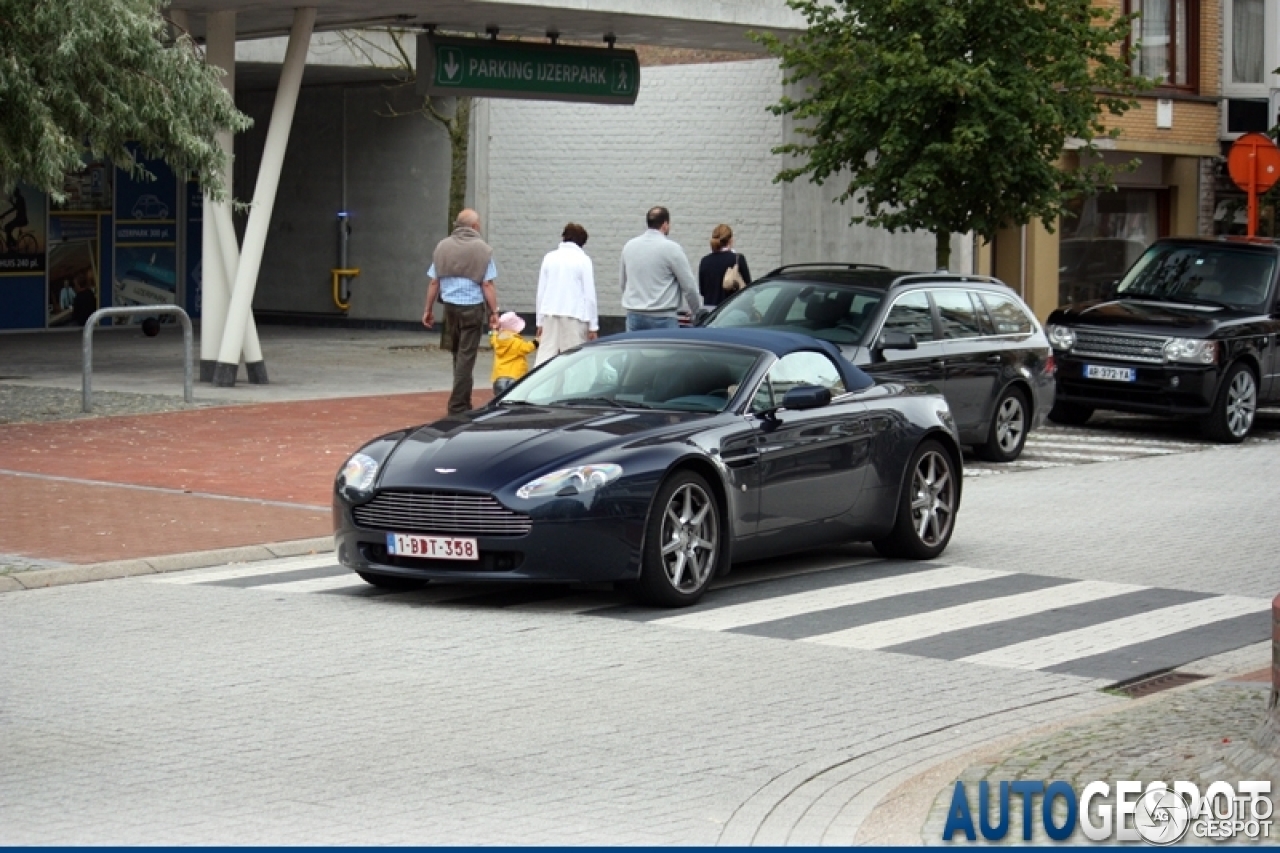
[334,328,963,607]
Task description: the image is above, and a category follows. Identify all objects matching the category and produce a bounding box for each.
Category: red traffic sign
[1227,132,1280,193]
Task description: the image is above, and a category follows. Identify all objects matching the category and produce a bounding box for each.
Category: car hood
[376,405,719,491]
[1047,297,1246,335]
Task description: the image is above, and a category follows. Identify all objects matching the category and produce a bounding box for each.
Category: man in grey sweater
[619,206,702,331]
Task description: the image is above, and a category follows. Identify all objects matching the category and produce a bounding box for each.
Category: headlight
[1047,324,1076,350]
[338,452,380,494]
[1163,338,1217,365]
[517,464,623,499]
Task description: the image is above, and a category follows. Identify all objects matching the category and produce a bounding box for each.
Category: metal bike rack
[82,306,194,412]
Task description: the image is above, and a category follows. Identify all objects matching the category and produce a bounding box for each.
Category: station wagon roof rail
[765,262,891,275]
[890,272,1007,288]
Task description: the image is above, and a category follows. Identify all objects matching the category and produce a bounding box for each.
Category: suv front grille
[1072,331,1168,364]
[353,491,532,536]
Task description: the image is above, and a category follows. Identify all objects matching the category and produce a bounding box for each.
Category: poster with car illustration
[113,147,178,324]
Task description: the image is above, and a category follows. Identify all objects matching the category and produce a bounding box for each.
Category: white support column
[208,196,264,355]
[213,6,316,387]
[201,10,236,382]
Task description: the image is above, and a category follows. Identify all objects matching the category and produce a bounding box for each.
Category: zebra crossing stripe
[958,595,1270,671]
[1029,441,1183,455]
[257,574,366,594]
[1016,450,1132,462]
[1031,432,1204,448]
[153,555,340,584]
[649,566,1010,632]
[801,580,1145,649]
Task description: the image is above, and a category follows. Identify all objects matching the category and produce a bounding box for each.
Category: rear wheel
[873,440,958,560]
[973,387,1029,462]
[635,470,721,607]
[1048,400,1094,426]
[1201,362,1257,443]
[356,571,428,591]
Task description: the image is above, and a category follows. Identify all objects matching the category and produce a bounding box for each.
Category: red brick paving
[0,474,330,564]
[0,391,490,565]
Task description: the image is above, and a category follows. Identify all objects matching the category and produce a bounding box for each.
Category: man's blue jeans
[625,313,679,332]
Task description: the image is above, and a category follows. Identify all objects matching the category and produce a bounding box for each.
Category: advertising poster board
[185,180,203,319]
[47,215,102,327]
[0,183,48,275]
[114,150,178,324]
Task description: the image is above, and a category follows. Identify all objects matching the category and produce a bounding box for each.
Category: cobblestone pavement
[1,326,1276,845]
[917,680,1277,845]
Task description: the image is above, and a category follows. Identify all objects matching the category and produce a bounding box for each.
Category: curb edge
[2,537,335,593]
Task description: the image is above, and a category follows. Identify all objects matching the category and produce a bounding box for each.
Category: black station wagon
[1046,237,1280,442]
[700,265,1056,462]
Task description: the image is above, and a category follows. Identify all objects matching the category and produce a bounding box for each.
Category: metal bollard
[82,306,194,412]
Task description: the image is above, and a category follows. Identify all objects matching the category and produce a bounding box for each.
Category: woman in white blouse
[535,223,599,366]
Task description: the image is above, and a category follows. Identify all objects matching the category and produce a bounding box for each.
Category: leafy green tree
[0,0,249,199]
[756,0,1147,269]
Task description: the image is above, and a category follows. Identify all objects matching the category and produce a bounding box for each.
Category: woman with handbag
[698,224,752,309]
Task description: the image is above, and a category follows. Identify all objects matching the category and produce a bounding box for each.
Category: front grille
[1073,330,1168,364]
[353,491,531,536]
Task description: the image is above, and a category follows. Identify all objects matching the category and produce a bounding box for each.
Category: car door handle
[930,358,946,368]
[986,355,1002,364]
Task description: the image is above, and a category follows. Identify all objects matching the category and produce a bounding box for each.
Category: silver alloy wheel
[1225,369,1258,438]
[994,395,1026,453]
[910,449,955,547]
[660,482,718,592]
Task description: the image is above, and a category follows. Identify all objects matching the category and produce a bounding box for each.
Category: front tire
[973,387,1029,462]
[636,470,721,607]
[873,440,958,560]
[1201,362,1257,443]
[1048,400,1094,426]
[356,571,428,591]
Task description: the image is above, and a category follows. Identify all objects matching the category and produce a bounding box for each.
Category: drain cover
[1107,669,1208,698]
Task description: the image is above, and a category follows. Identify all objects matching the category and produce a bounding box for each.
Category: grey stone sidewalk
[852,640,1279,846]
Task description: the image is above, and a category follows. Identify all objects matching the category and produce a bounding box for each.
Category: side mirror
[780,385,832,411]
[693,306,713,326]
[876,330,918,351]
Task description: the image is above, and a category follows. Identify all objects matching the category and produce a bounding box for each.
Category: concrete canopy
[169,0,805,51]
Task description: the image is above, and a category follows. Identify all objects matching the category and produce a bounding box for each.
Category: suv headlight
[1047,325,1076,350]
[517,464,622,499]
[1163,338,1218,365]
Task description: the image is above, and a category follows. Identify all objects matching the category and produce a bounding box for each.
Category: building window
[1128,0,1199,90]
[1230,0,1266,84]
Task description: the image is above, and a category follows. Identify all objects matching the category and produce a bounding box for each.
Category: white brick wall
[484,59,785,317]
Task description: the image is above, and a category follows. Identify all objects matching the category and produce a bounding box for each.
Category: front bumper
[1053,356,1218,416]
[333,490,648,585]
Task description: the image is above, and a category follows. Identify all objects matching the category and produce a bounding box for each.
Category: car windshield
[502,343,763,413]
[703,279,885,345]
[1115,245,1276,310]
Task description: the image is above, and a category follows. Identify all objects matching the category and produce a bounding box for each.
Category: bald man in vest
[423,209,502,414]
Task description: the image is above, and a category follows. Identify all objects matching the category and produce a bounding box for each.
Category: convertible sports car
[334,329,963,606]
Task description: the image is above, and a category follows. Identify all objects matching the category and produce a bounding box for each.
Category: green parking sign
[418,35,640,105]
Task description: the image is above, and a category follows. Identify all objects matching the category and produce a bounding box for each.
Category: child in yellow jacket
[490,311,537,394]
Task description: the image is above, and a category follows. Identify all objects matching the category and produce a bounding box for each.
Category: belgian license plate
[386,532,478,560]
[1084,364,1136,382]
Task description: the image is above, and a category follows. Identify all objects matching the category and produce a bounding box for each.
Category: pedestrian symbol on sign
[612,59,633,94]
[438,48,463,85]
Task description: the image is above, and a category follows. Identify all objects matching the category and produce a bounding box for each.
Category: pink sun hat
[497,311,526,333]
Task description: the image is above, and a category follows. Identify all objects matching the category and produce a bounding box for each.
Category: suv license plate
[387,532,478,560]
[1084,364,1136,382]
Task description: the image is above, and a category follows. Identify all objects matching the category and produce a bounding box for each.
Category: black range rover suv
[1046,237,1280,442]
